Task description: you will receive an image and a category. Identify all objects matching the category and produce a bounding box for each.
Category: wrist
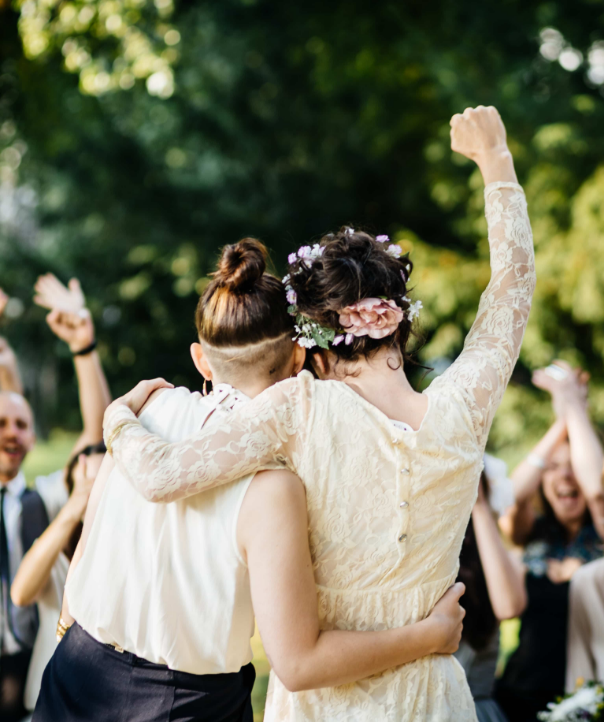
[420,616,442,655]
[70,339,97,355]
[476,148,517,185]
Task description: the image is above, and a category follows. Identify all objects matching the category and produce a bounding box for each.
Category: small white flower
[345,227,354,236]
[386,244,402,258]
[407,300,423,322]
[286,289,297,304]
[282,274,291,284]
[376,235,389,243]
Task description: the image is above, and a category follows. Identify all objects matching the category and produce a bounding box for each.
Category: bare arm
[34,274,112,453]
[471,483,526,620]
[60,453,115,624]
[500,418,567,544]
[238,469,466,692]
[0,337,23,394]
[534,362,604,539]
[11,454,97,607]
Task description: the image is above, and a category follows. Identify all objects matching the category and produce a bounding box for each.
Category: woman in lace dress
[104,106,535,722]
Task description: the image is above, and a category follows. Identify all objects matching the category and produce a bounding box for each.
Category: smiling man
[0,391,64,722]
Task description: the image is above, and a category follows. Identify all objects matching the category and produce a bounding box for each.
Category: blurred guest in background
[0,275,110,721]
[455,456,525,722]
[496,361,604,722]
[0,289,23,394]
[565,555,604,692]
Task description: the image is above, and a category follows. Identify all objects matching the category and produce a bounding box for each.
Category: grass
[26,431,522,721]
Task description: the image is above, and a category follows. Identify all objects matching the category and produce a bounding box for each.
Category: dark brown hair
[196,238,293,346]
[286,229,416,363]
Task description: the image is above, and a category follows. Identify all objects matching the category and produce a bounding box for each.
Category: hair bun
[216,238,267,291]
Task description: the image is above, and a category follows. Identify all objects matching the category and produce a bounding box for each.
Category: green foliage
[2,0,604,450]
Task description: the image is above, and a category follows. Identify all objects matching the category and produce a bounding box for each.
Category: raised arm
[11,454,96,608]
[440,107,535,447]
[535,362,604,539]
[0,337,23,394]
[0,289,23,394]
[240,468,466,690]
[471,480,526,620]
[103,374,310,502]
[35,274,111,453]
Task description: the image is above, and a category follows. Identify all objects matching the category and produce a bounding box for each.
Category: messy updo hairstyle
[195,238,295,380]
[287,228,416,364]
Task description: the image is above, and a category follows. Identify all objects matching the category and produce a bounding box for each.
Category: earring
[203,378,208,396]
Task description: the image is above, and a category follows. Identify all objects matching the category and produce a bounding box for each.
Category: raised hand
[533,360,589,418]
[45,308,95,354]
[34,274,85,314]
[0,289,8,319]
[450,106,517,185]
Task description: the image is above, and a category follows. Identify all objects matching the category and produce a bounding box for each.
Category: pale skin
[8,276,111,607]
[471,480,526,620]
[62,341,466,692]
[97,105,515,689]
[0,288,23,395]
[500,360,604,583]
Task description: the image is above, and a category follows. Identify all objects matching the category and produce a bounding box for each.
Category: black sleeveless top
[497,573,569,696]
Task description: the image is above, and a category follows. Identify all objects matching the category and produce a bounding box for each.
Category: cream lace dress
[105,182,535,722]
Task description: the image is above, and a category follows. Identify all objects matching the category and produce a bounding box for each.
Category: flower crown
[284,230,422,350]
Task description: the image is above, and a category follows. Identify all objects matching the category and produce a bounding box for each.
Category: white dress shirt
[67,386,256,675]
[1,470,67,655]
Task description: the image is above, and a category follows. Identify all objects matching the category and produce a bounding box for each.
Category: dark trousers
[33,624,256,722]
[0,648,32,722]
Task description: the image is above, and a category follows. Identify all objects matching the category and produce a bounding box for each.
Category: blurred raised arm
[0,289,23,394]
[439,107,535,448]
[35,274,111,453]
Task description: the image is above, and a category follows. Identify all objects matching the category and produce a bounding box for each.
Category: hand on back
[426,582,466,655]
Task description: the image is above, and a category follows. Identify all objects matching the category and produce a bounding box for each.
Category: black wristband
[72,340,97,357]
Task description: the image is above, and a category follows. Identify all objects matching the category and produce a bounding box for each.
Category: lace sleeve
[436,182,535,448]
[103,375,312,502]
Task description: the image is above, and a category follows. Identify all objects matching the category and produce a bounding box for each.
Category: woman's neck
[326,348,428,430]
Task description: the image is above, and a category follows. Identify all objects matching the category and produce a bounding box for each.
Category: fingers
[450,581,466,600]
[34,273,85,313]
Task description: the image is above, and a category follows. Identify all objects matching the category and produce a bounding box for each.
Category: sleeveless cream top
[105,182,535,721]
[67,385,256,675]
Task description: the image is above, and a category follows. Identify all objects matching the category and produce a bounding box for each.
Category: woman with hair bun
[104,106,535,721]
[37,239,465,722]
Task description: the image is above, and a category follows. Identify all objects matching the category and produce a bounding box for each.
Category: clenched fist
[450,106,517,185]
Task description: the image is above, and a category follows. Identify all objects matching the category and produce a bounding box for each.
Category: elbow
[493,591,527,621]
[11,586,34,608]
[270,660,314,693]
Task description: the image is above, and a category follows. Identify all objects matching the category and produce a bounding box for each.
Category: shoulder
[242,469,306,521]
[138,386,209,440]
[35,469,68,521]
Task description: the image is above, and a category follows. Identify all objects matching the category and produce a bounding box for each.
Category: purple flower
[298,246,312,259]
[286,289,297,305]
[345,333,354,345]
[288,253,297,265]
[332,335,344,346]
[376,235,389,243]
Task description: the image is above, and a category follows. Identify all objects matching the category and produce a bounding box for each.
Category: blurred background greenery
[6,2,601,714]
[2,0,604,460]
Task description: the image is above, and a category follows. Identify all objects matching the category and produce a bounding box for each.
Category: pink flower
[286,289,297,304]
[376,235,389,243]
[288,253,297,265]
[338,298,404,340]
